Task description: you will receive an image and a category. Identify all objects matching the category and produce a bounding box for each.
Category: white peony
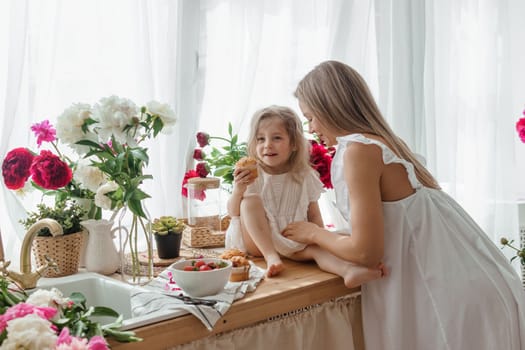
[95,181,119,210]
[56,102,98,155]
[92,95,139,145]
[74,159,107,192]
[26,288,67,310]
[146,100,177,133]
[2,314,57,350]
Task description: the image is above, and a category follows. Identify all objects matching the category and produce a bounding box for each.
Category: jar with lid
[186,177,222,230]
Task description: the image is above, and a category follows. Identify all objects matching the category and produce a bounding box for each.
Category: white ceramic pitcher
[80,219,123,275]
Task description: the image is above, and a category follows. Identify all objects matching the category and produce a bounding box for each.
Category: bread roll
[235,156,258,180]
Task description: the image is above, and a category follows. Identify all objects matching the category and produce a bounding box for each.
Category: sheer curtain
[375,0,525,264]
[0,0,197,265]
[1,0,524,270]
[198,0,525,265]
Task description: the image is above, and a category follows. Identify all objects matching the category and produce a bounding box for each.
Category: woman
[282,60,525,350]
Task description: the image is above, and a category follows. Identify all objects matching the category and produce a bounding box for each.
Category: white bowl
[170,258,232,297]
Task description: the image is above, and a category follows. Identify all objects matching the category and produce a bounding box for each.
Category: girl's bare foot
[343,263,386,288]
[265,255,284,277]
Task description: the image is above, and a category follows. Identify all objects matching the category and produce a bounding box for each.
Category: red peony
[309,140,334,189]
[195,162,209,178]
[193,148,205,161]
[1,148,35,190]
[30,150,72,190]
[181,169,207,200]
[196,132,210,148]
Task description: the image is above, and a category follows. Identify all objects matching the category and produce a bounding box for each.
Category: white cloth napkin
[131,261,265,330]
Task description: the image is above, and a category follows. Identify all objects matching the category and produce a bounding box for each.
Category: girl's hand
[281,222,319,244]
[232,167,256,193]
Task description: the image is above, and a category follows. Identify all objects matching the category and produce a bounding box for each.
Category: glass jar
[186,177,221,230]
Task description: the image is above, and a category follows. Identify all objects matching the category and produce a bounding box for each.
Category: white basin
[35,272,186,330]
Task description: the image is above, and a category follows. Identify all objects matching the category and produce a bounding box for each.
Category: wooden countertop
[110,257,362,349]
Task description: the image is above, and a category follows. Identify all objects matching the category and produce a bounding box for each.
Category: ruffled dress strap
[336,134,422,190]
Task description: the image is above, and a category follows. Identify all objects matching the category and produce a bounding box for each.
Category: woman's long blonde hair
[247,105,311,183]
[295,60,439,189]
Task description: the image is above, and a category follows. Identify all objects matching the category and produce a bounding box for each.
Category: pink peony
[31,120,56,147]
[30,150,72,189]
[1,147,34,189]
[0,302,57,333]
[516,117,525,143]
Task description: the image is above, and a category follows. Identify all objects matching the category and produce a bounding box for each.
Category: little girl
[226,105,383,286]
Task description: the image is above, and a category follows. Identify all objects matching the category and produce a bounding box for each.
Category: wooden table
[110,257,363,349]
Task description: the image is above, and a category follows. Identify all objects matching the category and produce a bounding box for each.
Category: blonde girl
[227,105,382,285]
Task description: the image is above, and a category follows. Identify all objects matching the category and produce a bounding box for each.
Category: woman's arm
[283,143,385,267]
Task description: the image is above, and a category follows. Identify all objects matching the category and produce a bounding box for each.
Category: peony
[73,159,107,192]
[0,302,57,332]
[196,162,209,178]
[516,115,525,143]
[31,120,56,147]
[146,100,177,133]
[1,147,34,190]
[196,131,210,148]
[26,288,68,310]
[1,313,58,350]
[193,148,205,160]
[181,169,206,200]
[56,327,109,350]
[30,150,73,190]
[94,181,119,210]
[91,95,140,145]
[56,103,97,155]
[309,140,334,189]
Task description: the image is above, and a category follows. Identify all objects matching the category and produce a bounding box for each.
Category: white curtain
[375,0,525,262]
[1,0,524,271]
[0,0,200,265]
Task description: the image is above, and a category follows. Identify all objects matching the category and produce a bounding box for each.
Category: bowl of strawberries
[170,258,233,297]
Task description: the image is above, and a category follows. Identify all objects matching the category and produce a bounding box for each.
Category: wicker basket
[182,215,230,248]
[32,231,84,277]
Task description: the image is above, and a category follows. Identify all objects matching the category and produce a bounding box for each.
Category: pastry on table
[220,248,251,282]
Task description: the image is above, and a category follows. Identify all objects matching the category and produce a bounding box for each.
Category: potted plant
[20,200,87,277]
[152,216,185,259]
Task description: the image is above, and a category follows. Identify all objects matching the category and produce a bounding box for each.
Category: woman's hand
[281,221,321,244]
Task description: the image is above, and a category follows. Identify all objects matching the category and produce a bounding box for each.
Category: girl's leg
[291,245,383,288]
[240,195,284,277]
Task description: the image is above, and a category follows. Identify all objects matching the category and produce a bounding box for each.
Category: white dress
[333,134,525,350]
[225,168,324,257]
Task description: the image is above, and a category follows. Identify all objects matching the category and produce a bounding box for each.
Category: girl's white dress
[225,168,324,257]
[333,134,525,350]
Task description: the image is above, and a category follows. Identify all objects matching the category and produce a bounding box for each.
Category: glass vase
[117,204,153,285]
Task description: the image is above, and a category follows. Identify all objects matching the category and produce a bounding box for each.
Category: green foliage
[152,216,185,235]
[20,200,86,236]
[204,122,247,186]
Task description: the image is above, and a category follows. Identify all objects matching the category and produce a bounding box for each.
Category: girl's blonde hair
[247,105,311,183]
[295,60,440,189]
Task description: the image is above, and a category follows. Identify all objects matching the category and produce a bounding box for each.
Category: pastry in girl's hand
[235,156,258,180]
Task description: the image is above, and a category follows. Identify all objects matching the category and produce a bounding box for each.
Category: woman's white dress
[225,168,324,257]
[333,134,525,350]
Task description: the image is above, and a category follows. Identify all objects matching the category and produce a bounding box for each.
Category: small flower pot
[154,233,182,259]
